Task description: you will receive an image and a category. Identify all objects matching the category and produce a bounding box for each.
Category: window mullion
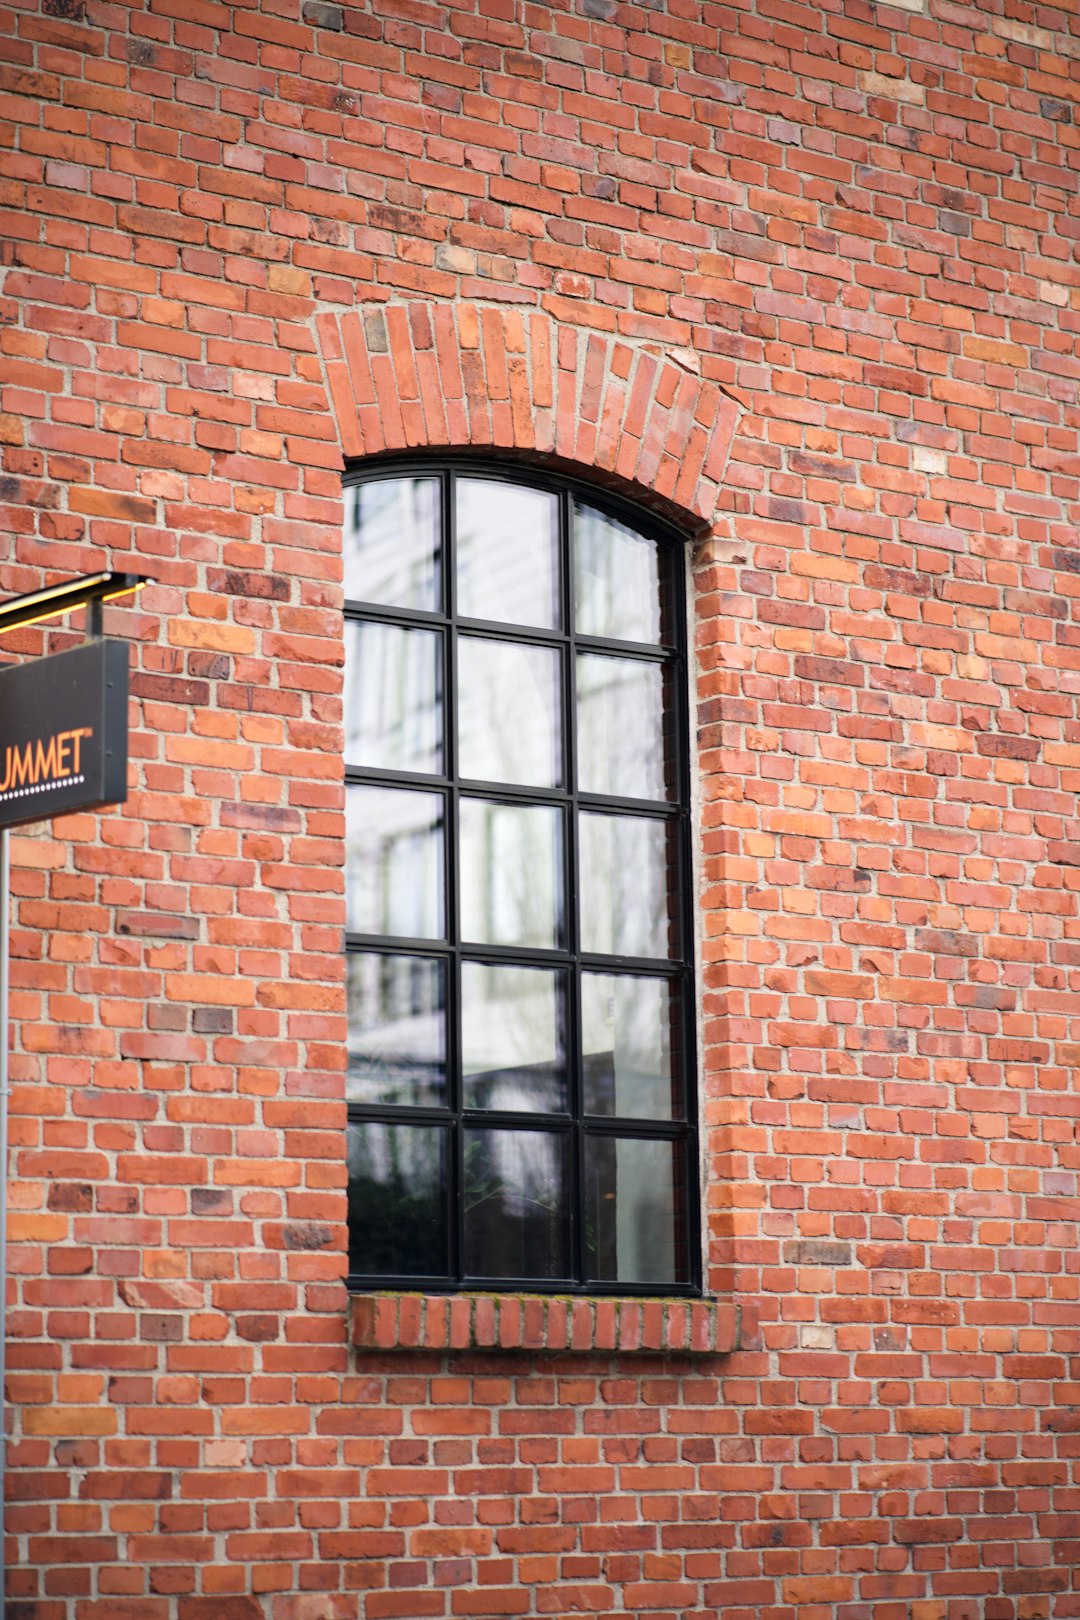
[444,469,464,1288]
[563,485,586,1289]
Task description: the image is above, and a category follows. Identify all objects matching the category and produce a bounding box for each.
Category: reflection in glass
[462,963,564,1113]
[344,620,441,775]
[347,953,446,1107]
[456,478,559,628]
[574,501,663,644]
[458,638,561,788]
[582,973,681,1119]
[348,1122,448,1278]
[460,800,561,949]
[464,1128,567,1280]
[579,812,676,960]
[345,477,440,611]
[346,785,444,940]
[576,653,672,800]
[585,1136,686,1285]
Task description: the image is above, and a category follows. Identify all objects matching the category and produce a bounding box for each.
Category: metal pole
[0,824,9,1617]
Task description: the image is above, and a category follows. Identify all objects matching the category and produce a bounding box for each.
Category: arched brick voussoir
[316,303,742,538]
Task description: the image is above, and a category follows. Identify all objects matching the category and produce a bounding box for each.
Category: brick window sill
[350,1292,739,1356]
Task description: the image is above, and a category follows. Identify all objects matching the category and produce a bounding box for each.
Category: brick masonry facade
[1,0,1079,1616]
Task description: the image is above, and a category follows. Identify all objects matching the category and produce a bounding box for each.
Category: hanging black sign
[0,640,129,830]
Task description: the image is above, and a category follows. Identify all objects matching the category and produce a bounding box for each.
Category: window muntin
[344,464,698,1294]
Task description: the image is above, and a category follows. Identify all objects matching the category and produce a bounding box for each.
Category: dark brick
[192,1008,232,1034]
[302,0,342,27]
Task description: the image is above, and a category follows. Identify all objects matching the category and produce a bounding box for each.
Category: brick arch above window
[315,303,742,537]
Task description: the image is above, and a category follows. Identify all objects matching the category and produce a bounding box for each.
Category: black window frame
[344,456,701,1297]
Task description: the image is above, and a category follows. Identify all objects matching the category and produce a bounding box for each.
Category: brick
[348,1295,738,1359]
[3,1,1077,1615]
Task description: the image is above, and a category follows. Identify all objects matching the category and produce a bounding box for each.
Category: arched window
[343,462,698,1294]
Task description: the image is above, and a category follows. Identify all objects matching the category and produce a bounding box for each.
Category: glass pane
[348,1122,448,1279]
[576,652,672,801]
[461,963,565,1113]
[574,501,664,644]
[347,953,446,1108]
[582,973,682,1120]
[346,785,444,940]
[344,620,441,775]
[456,478,559,629]
[459,800,562,950]
[345,477,440,611]
[458,638,561,789]
[585,1136,687,1286]
[579,812,677,960]
[464,1128,568,1281]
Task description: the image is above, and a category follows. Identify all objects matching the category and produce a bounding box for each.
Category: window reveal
[343,464,698,1294]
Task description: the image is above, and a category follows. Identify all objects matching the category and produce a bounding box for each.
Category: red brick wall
[2,0,1079,1616]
